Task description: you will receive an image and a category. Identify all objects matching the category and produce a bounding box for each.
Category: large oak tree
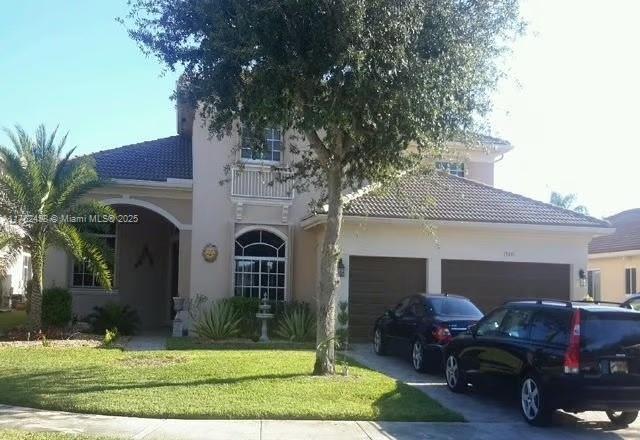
[125,0,522,374]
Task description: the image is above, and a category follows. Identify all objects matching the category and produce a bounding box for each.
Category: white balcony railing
[231,167,295,200]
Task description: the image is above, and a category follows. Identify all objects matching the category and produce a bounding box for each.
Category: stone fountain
[256,294,274,342]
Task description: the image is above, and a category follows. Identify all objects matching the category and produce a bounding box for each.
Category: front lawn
[0,311,27,335]
[0,347,462,421]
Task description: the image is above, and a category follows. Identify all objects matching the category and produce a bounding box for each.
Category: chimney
[176,76,196,137]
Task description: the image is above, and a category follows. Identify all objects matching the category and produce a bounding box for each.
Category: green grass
[0,310,27,335]
[0,347,462,422]
[166,336,315,351]
[0,430,111,440]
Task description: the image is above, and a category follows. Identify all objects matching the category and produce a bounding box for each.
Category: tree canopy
[125,0,522,373]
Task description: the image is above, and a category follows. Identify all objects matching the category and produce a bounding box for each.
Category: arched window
[234,229,286,301]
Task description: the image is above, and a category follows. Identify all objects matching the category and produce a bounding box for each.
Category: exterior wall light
[338,258,345,278]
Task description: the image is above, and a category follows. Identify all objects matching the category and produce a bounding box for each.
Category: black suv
[373,293,483,372]
[444,299,640,426]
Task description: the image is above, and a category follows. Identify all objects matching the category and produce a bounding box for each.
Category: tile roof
[589,209,640,254]
[343,171,610,228]
[91,136,192,182]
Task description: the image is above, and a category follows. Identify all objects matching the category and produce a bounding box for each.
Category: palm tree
[0,125,115,329]
[549,191,589,215]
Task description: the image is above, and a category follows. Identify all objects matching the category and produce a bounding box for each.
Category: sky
[1,0,639,219]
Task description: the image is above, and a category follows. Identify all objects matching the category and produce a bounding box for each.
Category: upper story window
[241,128,282,163]
[436,161,465,177]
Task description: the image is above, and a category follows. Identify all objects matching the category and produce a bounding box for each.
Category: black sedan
[373,293,483,372]
[622,294,640,311]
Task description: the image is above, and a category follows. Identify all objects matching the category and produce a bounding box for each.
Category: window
[394,297,411,317]
[587,269,601,300]
[436,161,465,177]
[410,296,426,317]
[241,127,282,162]
[529,310,571,346]
[21,255,32,285]
[234,229,286,301]
[499,308,535,339]
[72,224,116,288]
[427,297,483,318]
[476,308,508,337]
[626,268,637,295]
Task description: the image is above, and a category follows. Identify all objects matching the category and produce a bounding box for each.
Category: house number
[504,251,515,257]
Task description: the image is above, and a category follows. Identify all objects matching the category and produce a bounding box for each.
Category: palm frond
[80,234,114,291]
[0,229,23,277]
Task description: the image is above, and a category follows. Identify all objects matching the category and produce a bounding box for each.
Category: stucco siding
[588,254,640,302]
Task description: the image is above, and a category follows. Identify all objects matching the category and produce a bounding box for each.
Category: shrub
[88,302,140,335]
[103,328,119,348]
[225,296,260,339]
[193,299,242,340]
[41,287,72,327]
[275,305,315,342]
[336,301,349,350]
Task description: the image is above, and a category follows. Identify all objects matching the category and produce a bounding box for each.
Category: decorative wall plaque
[202,243,219,263]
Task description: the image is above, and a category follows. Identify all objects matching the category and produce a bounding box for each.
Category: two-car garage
[348,256,571,341]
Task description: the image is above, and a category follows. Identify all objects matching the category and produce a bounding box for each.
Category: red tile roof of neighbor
[589,209,640,254]
[88,136,609,228]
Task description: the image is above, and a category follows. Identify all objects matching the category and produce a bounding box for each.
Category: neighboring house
[42,96,612,338]
[588,209,640,302]
[0,253,32,303]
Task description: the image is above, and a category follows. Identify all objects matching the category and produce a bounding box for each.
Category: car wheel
[520,373,552,426]
[606,411,638,427]
[373,327,387,355]
[445,354,467,393]
[411,339,427,372]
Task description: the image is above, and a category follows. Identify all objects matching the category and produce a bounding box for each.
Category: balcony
[231,167,295,200]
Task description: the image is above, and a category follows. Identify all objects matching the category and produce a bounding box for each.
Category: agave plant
[0,125,115,329]
[193,299,242,340]
[276,306,316,342]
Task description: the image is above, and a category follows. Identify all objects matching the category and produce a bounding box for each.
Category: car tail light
[564,309,582,374]
[433,325,452,345]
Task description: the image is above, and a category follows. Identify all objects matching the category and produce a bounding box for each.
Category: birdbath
[256,295,274,342]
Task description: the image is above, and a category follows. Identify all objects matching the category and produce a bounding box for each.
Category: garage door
[442,260,570,313]
[349,256,426,341]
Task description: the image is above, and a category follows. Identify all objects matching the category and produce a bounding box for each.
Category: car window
[630,299,640,311]
[394,297,411,317]
[476,308,508,337]
[410,297,426,317]
[428,297,483,318]
[499,308,535,339]
[529,310,571,345]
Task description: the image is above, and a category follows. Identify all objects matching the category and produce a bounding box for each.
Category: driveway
[349,343,640,440]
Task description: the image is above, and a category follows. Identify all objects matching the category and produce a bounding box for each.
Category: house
[588,209,640,302]
[42,97,612,338]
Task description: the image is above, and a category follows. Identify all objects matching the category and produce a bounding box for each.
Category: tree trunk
[313,162,344,375]
[27,247,44,331]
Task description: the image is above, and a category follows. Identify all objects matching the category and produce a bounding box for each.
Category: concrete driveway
[348,343,640,440]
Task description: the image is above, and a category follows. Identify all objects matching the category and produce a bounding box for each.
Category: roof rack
[504,298,573,308]
[573,300,621,306]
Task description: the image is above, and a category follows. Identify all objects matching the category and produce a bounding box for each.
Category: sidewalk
[1,405,637,440]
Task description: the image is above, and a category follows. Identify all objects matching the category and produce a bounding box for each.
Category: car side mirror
[385,310,395,318]
[468,324,478,337]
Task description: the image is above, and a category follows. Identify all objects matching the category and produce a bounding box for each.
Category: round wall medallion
[202,243,219,263]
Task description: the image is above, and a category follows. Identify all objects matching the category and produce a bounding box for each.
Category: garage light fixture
[338,258,345,278]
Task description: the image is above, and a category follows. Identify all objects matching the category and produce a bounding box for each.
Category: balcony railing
[231,167,295,200]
